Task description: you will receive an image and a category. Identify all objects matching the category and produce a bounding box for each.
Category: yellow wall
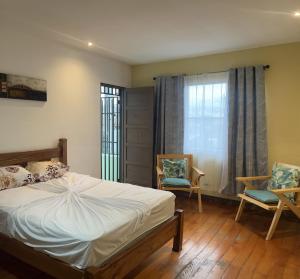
[132,42,300,169]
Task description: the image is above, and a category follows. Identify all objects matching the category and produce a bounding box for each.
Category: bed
[0,139,184,279]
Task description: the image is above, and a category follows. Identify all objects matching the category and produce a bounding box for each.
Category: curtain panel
[223,65,268,195]
[154,75,184,155]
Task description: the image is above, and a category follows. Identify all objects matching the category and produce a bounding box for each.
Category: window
[100,83,123,181]
[183,72,229,192]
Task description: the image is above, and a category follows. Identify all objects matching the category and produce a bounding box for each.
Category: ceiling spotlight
[294,11,300,17]
[88,42,93,47]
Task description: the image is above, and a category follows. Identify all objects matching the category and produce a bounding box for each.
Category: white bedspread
[0,172,175,268]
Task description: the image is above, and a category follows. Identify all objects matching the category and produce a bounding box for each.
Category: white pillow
[0,166,35,191]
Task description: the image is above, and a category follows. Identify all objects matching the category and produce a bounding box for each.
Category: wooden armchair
[156,154,205,212]
[235,163,300,240]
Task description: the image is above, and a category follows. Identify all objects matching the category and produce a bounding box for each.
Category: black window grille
[100,83,123,181]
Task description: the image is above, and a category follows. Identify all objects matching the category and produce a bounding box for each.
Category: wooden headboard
[0,138,67,167]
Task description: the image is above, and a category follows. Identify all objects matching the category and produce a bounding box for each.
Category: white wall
[0,28,131,178]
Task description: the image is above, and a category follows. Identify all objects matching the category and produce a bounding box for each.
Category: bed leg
[173,209,184,252]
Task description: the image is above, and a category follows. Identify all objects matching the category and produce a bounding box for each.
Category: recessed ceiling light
[88,42,93,47]
[294,11,300,17]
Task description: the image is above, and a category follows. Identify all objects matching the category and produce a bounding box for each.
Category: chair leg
[276,193,300,219]
[189,189,193,199]
[197,189,202,213]
[235,198,246,222]
[266,200,284,240]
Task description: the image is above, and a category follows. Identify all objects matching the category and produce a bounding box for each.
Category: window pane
[183,73,229,192]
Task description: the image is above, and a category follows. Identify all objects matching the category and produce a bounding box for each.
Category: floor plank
[1,196,300,279]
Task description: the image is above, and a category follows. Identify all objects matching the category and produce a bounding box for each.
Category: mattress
[0,172,175,269]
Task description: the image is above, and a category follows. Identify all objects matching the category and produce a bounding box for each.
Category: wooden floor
[1,196,300,279]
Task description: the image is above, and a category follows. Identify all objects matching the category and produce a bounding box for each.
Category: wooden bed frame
[0,138,184,279]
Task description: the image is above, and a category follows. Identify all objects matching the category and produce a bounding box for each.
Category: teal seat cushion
[162,178,191,188]
[245,190,279,204]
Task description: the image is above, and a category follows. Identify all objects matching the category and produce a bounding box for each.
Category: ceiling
[1,0,300,65]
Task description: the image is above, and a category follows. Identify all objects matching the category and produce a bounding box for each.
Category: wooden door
[123,87,154,187]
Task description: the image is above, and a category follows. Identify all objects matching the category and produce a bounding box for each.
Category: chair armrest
[236,176,271,182]
[236,176,271,191]
[191,167,205,186]
[271,187,300,194]
[192,167,205,177]
[156,166,164,178]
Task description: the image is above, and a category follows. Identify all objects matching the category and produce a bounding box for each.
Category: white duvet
[0,172,175,269]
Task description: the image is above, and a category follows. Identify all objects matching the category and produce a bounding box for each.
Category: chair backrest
[157,154,193,180]
[277,162,300,205]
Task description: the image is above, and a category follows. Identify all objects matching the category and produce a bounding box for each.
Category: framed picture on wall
[0,73,47,101]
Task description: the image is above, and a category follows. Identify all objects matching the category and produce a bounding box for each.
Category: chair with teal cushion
[235,162,300,240]
[156,154,205,212]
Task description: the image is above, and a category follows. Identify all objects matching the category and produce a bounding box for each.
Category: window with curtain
[184,72,229,193]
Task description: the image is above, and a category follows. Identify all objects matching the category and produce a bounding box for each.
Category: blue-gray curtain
[154,75,184,155]
[223,65,268,195]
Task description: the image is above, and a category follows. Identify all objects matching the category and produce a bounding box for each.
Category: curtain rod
[153,64,270,80]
